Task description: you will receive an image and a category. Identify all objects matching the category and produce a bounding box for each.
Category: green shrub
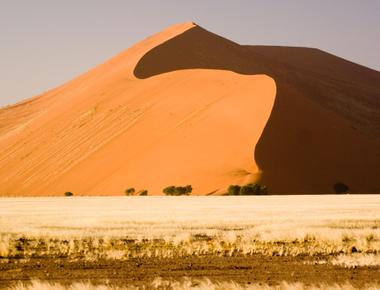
[64,191,73,197]
[239,183,267,195]
[227,185,241,196]
[240,184,255,195]
[176,186,188,195]
[139,190,148,196]
[333,182,349,194]
[163,186,176,196]
[163,185,192,196]
[125,188,135,196]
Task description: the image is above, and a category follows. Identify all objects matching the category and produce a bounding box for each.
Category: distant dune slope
[0,22,379,195]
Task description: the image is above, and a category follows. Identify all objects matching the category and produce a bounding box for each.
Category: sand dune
[0,22,379,195]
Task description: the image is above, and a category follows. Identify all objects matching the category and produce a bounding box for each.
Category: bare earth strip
[1,255,380,289]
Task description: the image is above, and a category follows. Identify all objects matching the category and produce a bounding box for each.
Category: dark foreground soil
[1,255,379,288]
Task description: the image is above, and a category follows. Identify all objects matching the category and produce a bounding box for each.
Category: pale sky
[1,0,379,107]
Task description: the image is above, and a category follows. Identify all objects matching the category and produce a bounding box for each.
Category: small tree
[334,182,349,194]
[239,183,268,195]
[125,188,135,196]
[240,184,255,195]
[163,186,176,196]
[176,186,187,195]
[163,185,192,196]
[227,185,241,196]
[64,191,73,197]
[139,190,148,196]
[253,184,263,195]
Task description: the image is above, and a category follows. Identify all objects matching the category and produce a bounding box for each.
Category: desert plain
[1,195,380,289]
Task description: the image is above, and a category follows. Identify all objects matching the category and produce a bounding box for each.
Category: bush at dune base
[138,190,148,196]
[125,188,136,196]
[163,185,192,196]
[227,184,267,195]
[333,182,349,194]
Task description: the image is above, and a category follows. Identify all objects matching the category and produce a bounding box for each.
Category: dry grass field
[1,195,380,289]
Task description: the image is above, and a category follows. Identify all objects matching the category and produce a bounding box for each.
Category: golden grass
[0,196,380,262]
[331,253,380,267]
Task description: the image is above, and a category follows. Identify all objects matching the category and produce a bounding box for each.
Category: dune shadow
[133,26,265,78]
[133,26,380,194]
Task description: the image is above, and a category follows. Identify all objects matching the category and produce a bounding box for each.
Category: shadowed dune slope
[0,22,379,195]
[134,25,380,194]
[247,46,380,194]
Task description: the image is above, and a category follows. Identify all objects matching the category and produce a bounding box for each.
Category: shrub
[239,183,267,195]
[64,192,73,197]
[240,184,255,195]
[125,188,135,196]
[227,185,241,196]
[334,182,349,194]
[176,186,188,195]
[139,190,148,196]
[163,185,192,196]
[163,186,176,196]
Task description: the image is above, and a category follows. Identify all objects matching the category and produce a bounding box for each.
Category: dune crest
[0,22,379,196]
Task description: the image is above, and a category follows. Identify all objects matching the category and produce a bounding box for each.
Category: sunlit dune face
[0,22,278,196]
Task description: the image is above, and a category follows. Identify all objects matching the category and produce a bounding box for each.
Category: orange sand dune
[0,22,379,196]
[0,23,275,196]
